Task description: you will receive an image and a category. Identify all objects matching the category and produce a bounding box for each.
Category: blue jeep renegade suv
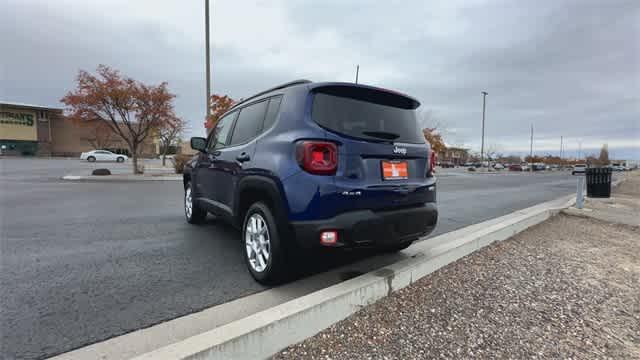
[185,80,438,284]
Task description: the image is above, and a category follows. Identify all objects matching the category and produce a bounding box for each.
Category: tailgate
[310,84,434,213]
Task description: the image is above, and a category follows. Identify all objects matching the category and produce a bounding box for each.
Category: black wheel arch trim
[234,175,290,228]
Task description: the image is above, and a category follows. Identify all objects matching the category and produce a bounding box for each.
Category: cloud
[2,0,638,159]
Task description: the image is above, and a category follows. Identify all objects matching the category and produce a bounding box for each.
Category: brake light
[428,150,436,177]
[296,141,338,175]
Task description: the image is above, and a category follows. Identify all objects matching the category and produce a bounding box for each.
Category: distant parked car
[509,164,523,171]
[464,162,474,167]
[80,150,128,163]
[440,161,455,168]
[611,163,625,171]
[572,164,586,175]
[493,163,505,170]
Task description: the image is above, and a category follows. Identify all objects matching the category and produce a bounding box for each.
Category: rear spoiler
[310,83,420,110]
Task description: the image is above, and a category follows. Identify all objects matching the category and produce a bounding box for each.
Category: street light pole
[529,124,534,172]
[578,140,582,160]
[480,91,488,167]
[355,65,359,84]
[205,0,212,119]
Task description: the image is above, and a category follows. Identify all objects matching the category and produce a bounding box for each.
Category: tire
[381,240,413,253]
[184,182,207,224]
[242,202,287,284]
[87,156,96,162]
[116,157,125,163]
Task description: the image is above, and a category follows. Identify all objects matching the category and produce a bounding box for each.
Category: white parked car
[611,163,626,171]
[572,164,586,175]
[80,150,128,163]
[493,163,505,170]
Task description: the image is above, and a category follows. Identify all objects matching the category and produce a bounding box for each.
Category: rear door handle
[236,152,250,163]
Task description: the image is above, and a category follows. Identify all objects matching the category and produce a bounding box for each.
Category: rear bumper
[290,203,438,249]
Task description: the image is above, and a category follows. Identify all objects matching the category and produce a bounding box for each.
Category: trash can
[586,167,612,198]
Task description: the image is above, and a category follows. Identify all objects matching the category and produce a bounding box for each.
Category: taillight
[427,150,436,177]
[296,141,338,175]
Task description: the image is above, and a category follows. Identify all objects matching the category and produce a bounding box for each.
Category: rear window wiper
[361,131,400,140]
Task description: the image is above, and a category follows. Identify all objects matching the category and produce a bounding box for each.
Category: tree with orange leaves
[423,128,446,154]
[61,65,177,174]
[205,94,236,131]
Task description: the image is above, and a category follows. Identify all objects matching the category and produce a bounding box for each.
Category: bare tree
[159,117,186,166]
[484,144,503,161]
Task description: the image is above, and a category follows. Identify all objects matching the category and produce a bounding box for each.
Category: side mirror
[190,137,207,152]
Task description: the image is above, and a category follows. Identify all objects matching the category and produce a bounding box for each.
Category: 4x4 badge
[393,146,407,155]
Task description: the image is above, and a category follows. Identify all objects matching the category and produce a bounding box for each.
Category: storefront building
[1,101,158,157]
[437,146,470,166]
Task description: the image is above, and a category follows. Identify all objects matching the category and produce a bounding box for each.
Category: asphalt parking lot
[1,159,586,359]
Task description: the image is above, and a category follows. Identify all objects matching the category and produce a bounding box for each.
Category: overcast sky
[2,0,638,159]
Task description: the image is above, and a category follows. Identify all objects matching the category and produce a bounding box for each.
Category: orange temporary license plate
[381,160,408,180]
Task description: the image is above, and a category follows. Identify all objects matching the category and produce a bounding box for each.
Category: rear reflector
[320,231,338,246]
[428,150,437,177]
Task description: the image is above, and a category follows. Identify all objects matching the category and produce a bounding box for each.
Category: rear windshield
[311,88,424,144]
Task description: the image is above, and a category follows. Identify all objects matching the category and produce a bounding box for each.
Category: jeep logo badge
[393,146,407,155]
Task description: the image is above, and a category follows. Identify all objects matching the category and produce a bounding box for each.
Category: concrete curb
[132,195,575,360]
[61,174,181,182]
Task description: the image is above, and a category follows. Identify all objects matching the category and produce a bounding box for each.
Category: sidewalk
[62,173,181,181]
[62,163,181,181]
[275,174,640,359]
[565,172,640,226]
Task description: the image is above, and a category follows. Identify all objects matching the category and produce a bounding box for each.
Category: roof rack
[229,79,312,110]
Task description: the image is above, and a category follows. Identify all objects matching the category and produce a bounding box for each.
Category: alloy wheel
[185,187,193,219]
[245,213,271,273]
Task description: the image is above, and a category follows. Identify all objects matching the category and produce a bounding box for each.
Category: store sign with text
[0,111,35,126]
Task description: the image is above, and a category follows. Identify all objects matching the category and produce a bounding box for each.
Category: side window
[229,100,268,146]
[260,96,282,133]
[207,112,237,151]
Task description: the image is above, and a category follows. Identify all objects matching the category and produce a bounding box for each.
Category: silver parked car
[80,150,128,163]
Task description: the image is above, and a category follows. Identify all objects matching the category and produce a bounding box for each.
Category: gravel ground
[616,172,640,196]
[275,213,640,359]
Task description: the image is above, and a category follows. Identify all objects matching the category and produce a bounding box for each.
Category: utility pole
[560,136,563,162]
[529,124,534,172]
[205,0,212,119]
[355,65,359,84]
[480,91,488,167]
[578,140,582,160]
